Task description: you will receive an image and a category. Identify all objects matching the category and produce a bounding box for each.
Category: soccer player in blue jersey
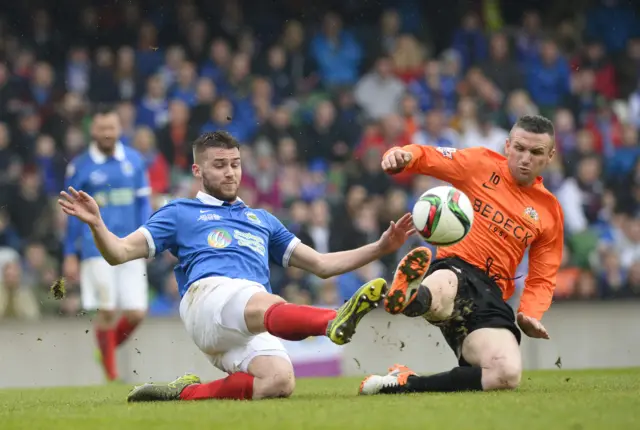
[59,130,415,402]
[62,106,152,382]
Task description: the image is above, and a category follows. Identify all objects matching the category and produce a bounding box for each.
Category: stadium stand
[0,0,639,320]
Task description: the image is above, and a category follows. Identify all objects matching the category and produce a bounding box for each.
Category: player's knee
[259,371,296,399]
[489,358,522,390]
[124,310,145,325]
[124,310,146,325]
[272,372,296,398]
[423,269,458,321]
[96,309,117,326]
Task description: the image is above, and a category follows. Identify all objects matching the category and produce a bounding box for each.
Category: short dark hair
[512,114,555,137]
[192,131,240,161]
[511,114,555,149]
[93,103,117,117]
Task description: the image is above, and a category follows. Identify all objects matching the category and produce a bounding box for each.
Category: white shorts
[179,276,290,374]
[80,257,148,311]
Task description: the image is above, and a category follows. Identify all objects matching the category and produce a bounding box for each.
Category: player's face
[91,113,121,153]
[505,127,555,186]
[195,147,242,202]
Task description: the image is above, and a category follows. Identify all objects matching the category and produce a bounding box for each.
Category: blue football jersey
[64,142,152,260]
[138,191,301,296]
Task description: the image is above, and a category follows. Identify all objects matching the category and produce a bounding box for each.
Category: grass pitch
[0,368,638,430]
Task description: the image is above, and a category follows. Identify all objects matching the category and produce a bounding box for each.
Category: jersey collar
[196,191,245,207]
[89,141,126,164]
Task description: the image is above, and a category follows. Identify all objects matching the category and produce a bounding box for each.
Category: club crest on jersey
[524,207,539,222]
[207,228,232,249]
[245,212,261,225]
[436,147,457,159]
[94,192,108,207]
[121,160,134,177]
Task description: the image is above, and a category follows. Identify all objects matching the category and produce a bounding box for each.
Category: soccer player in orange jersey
[359,115,564,395]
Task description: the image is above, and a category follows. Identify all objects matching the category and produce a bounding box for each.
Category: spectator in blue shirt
[585,0,640,54]
[136,74,169,130]
[526,39,571,111]
[200,97,253,143]
[200,38,231,90]
[310,12,363,88]
[451,11,488,72]
[607,124,640,181]
[169,62,198,107]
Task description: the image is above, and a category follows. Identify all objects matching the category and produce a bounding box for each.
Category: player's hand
[63,255,80,284]
[376,213,416,254]
[381,149,413,174]
[517,312,550,339]
[58,187,102,227]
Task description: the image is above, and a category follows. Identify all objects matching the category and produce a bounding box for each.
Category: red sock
[180,372,254,400]
[114,316,139,347]
[96,329,117,380]
[263,303,337,341]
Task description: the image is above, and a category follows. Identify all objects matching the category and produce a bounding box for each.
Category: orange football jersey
[393,144,564,320]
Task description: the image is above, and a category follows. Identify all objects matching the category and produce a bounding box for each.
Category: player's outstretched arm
[518,205,565,339]
[289,213,416,279]
[382,144,482,186]
[58,187,149,266]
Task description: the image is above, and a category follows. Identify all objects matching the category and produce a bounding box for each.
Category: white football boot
[359,364,417,395]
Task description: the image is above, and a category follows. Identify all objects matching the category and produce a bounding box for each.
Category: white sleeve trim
[137,227,156,258]
[136,187,152,197]
[282,237,301,268]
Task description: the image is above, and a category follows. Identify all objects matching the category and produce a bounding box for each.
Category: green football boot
[127,373,201,402]
[326,278,387,345]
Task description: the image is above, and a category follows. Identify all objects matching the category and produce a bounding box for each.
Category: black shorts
[425,256,521,367]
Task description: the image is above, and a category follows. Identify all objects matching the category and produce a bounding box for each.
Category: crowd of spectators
[1,0,640,320]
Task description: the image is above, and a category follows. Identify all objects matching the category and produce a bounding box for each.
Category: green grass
[1,368,639,430]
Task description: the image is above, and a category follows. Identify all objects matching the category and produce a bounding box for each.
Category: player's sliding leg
[262,278,387,345]
[359,328,522,394]
[180,356,294,401]
[361,262,480,394]
[366,254,523,394]
[128,355,294,402]
[128,276,384,403]
[128,372,251,402]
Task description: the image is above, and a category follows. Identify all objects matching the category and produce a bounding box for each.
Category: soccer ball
[412,185,474,246]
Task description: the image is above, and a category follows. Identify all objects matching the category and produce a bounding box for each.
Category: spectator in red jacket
[572,39,618,99]
[584,96,623,155]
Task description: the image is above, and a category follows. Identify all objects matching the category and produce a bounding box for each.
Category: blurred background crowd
[1,0,639,320]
